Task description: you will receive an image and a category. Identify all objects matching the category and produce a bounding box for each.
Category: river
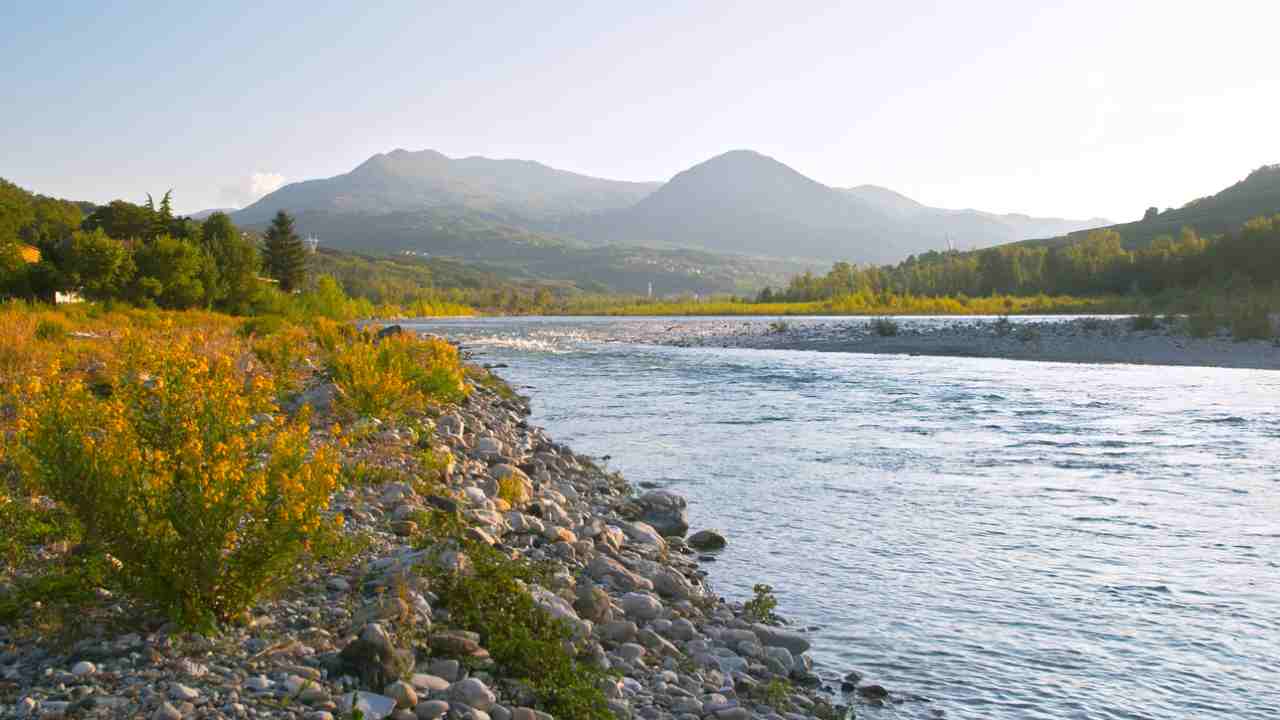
[405,316,1280,720]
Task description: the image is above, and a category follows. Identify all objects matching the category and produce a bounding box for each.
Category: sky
[2,0,1278,221]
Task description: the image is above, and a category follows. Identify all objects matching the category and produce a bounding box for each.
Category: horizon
[3,1,1278,221]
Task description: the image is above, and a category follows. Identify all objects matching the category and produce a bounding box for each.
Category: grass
[414,511,615,720]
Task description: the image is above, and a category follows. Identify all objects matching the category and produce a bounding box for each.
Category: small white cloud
[219,172,286,208]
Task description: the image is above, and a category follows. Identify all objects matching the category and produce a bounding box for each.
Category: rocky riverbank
[2,348,862,720]
[635,316,1280,370]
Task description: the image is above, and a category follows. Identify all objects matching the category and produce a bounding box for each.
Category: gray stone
[686,529,727,550]
[636,490,689,537]
[415,700,450,720]
[70,661,96,676]
[621,592,663,621]
[448,677,496,711]
[410,673,451,692]
[751,624,811,654]
[152,702,183,720]
[427,659,461,682]
[385,680,418,709]
[168,683,199,701]
[340,691,398,720]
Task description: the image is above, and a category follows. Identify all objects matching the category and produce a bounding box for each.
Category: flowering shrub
[252,325,313,398]
[326,331,469,419]
[14,334,340,628]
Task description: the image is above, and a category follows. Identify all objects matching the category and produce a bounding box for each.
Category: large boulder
[636,491,689,537]
[687,529,727,550]
[751,623,811,655]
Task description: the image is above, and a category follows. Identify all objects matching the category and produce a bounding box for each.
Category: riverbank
[632,316,1280,370]
[1,317,856,720]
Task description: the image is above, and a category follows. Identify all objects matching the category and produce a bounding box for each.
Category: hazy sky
[3,1,1277,221]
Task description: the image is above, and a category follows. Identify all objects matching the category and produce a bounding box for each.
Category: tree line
[763,218,1280,307]
[1,179,313,312]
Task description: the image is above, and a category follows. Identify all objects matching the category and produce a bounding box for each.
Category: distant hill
[564,151,1107,263]
[185,208,237,220]
[1027,164,1280,249]
[232,148,1108,266]
[233,149,659,227]
[845,184,1110,251]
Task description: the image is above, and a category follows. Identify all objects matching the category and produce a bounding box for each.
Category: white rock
[70,661,96,676]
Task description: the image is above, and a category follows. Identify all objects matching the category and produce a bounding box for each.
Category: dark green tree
[61,229,135,300]
[128,235,214,309]
[200,212,260,312]
[262,210,307,292]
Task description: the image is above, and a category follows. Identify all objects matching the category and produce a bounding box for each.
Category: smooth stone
[448,678,496,711]
[385,680,419,709]
[70,661,96,676]
[686,529,727,550]
[415,700,450,720]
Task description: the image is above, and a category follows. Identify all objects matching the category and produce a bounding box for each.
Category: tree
[128,236,213,309]
[200,212,260,312]
[1143,206,1160,221]
[261,210,307,292]
[61,229,135,300]
[83,200,154,241]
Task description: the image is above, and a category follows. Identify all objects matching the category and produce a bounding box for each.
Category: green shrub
[768,320,789,334]
[238,314,289,338]
[327,333,469,420]
[423,537,614,720]
[33,318,67,342]
[1230,300,1274,341]
[14,335,341,628]
[1016,325,1041,343]
[1188,308,1218,338]
[993,315,1013,337]
[743,583,779,624]
[870,317,898,337]
[1130,314,1158,331]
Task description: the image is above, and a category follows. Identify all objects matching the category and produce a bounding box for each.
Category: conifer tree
[262,210,307,292]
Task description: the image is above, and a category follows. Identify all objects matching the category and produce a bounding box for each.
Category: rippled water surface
[407,316,1280,719]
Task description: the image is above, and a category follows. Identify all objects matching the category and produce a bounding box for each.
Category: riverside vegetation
[0,303,849,720]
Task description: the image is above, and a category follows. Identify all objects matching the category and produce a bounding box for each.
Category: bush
[1017,325,1041,343]
[238,314,289,338]
[1130,314,1159,331]
[1230,300,1274,341]
[993,315,1013,337]
[743,583,779,624]
[33,318,67,342]
[423,536,614,720]
[1188,308,1219,338]
[767,320,789,334]
[870,317,898,337]
[326,332,469,420]
[252,324,313,398]
[14,335,341,628]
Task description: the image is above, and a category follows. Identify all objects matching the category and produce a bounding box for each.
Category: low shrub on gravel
[870,317,899,337]
[13,332,341,629]
[326,331,469,420]
[1230,299,1274,341]
[419,515,615,720]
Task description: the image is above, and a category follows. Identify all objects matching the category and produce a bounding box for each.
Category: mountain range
[230,149,1110,265]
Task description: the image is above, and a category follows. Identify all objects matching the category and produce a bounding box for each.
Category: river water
[406,316,1280,720]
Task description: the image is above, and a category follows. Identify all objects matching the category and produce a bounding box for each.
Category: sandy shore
[642,317,1280,370]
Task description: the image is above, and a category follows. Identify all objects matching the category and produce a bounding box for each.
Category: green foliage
[128,235,215,309]
[326,332,469,420]
[13,334,340,628]
[1230,299,1273,341]
[751,678,793,710]
[768,320,789,334]
[870,317,898,337]
[33,318,67,341]
[423,539,614,720]
[263,210,308,292]
[61,229,136,300]
[993,315,1013,336]
[743,583,779,624]
[1188,307,1219,338]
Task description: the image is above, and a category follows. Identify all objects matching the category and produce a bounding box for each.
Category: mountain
[233,149,659,227]
[185,208,236,220]
[231,147,1110,270]
[565,151,1107,263]
[1029,164,1280,249]
[846,184,1110,248]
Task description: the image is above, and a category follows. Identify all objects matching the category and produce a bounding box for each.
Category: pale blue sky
[3,1,1277,221]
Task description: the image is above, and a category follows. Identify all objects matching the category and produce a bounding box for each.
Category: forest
[763,220,1280,311]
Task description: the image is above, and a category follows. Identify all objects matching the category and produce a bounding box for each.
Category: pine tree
[262,210,307,292]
